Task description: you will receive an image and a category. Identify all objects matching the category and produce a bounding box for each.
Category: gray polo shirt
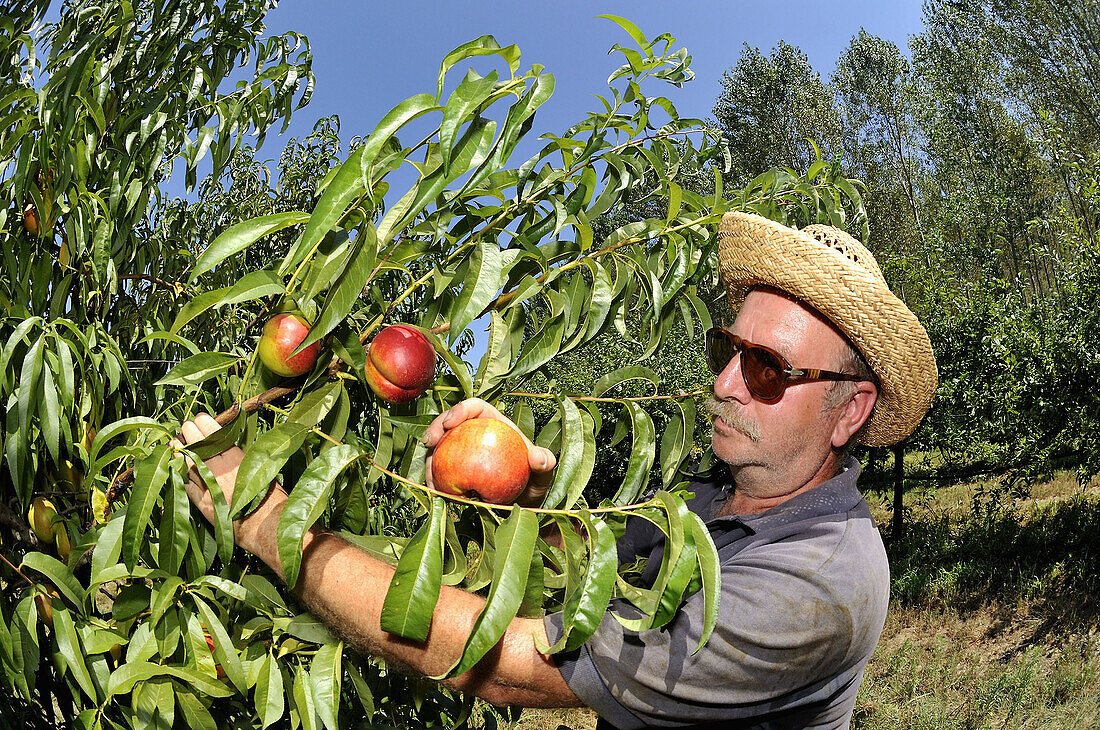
[544,458,889,729]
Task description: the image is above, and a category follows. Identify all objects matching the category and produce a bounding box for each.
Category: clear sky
[255,1,927,162]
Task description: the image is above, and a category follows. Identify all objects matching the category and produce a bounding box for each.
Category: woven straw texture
[717,211,937,447]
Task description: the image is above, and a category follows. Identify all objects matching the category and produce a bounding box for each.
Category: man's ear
[831,381,878,449]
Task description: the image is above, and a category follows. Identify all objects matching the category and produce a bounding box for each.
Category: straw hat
[716,211,937,447]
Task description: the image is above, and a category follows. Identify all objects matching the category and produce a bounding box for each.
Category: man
[175,211,937,728]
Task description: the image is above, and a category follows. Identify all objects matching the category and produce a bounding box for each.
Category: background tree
[712,40,843,184]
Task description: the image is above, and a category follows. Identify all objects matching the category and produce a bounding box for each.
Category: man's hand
[170,412,287,560]
[422,398,557,507]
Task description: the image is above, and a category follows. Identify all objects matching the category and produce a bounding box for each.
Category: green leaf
[285,614,337,645]
[233,422,311,519]
[292,664,319,730]
[540,396,593,509]
[87,417,171,472]
[172,270,285,333]
[106,661,234,698]
[448,242,503,344]
[175,688,218,730]
[155,352,242,387]
[686,511,720,653]
[53,608,99,701]
[437,508,538,679]
[295,223,378,352]
[613,403,656,505]
[310,641,343,730]
[417,327,471,399]
[379,497,446,642]
[437,36,520,99]
[191,594,247,693]
[21,551,85,614]
[286,381,344,427]
[255,652,286,729]
[158,467,190,575]
[593,365,659,397]
[278,444,361,588]
[123,445,172,571]
[440,69,500,171]
[659,397,695,488]
[40,364,60,464]
[191,211,309,282]
[547,512,618,653]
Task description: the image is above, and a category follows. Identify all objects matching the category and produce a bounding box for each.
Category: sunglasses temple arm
[789,368,866,383]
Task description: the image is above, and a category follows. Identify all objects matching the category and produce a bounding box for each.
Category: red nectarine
[432,418,530,504]
[365,324,436,403]
[257,313,321,377]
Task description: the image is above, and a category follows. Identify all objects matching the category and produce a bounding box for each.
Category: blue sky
[254,1,926,160]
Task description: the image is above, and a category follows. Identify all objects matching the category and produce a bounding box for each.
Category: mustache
[704,395,761,442]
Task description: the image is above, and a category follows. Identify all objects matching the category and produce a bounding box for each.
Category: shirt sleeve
[544,545,860,729]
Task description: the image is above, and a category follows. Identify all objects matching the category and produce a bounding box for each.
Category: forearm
[238,493,581,708]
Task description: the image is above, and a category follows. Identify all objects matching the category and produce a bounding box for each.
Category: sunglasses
[704,328,867,403]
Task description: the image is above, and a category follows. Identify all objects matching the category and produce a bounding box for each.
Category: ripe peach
[257,313,321,377]
[431,419,530,504]
[365,324,436,403]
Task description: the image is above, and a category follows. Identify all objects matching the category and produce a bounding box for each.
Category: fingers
[530,446,556,475]
[422,398,498,448]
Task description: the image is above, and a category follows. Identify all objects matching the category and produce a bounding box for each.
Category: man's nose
[713,352,751,404]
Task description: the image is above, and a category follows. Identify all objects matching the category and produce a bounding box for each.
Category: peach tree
[0,2,867,727]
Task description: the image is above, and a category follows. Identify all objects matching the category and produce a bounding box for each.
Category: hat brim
[717,212,937,447]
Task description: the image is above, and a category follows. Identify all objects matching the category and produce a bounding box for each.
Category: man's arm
[174,413,581,709]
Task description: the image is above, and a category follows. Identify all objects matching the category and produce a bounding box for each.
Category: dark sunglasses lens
[705,330,733,375]
[743,346,785,401]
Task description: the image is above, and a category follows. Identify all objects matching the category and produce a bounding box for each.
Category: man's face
[709,289,854,495]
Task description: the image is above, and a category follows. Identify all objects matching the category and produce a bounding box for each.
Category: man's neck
[719,454,844,517]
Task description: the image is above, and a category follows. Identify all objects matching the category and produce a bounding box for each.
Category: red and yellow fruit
[257,313,321,377]
[27,497,58,543]
[431,418,531,504]
[364,324,436,403]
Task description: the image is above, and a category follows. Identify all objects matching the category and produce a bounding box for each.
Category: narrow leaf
[278,444,360,588]
[192,211,309,281]
[233,422,311,519]
[379,497,446,641]
[123,445,172,571]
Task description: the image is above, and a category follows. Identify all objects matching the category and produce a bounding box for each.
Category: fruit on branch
[34,588,59,627]
[27,497,59,543]
[22,201,40,236]
[257,313,321,377]
[431,418,531,504]
[365,324,436,403]
[23,166,55,238]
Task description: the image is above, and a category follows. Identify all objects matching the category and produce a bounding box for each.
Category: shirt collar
[702,456,865,531]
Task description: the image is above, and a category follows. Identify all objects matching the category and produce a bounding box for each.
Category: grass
[514,470,1100,730]
[855,471,1100,729]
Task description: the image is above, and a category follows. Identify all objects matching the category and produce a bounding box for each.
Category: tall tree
[712,40,842,183]
[834,30,927,264]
